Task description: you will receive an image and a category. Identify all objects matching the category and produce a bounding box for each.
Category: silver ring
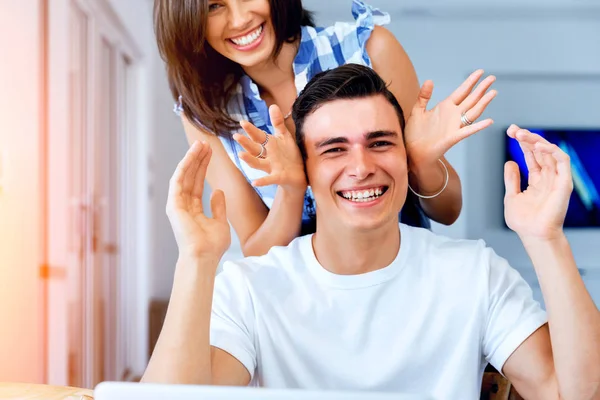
[260,134,269,147]
[460,112,474,127]
[256,144,267,159]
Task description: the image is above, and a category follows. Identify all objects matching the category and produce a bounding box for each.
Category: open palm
[166,141,231,261]
[504,126,573,240]
[404,70,497,166]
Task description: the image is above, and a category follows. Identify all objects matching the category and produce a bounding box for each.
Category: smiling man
[143,64,600,400]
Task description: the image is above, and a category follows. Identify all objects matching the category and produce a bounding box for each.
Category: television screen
[506,128,600,227]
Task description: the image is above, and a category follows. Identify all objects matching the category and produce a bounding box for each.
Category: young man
[143,65,600,399]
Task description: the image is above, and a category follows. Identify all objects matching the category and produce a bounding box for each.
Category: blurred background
[0,0,599,390]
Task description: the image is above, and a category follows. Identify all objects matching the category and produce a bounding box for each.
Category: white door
[46,0,141,388]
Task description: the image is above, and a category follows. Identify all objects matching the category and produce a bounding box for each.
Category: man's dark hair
[292,64,406,161]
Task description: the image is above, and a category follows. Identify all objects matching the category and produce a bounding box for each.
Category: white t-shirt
[210,224,546,399]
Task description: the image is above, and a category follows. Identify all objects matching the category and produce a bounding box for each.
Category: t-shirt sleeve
[482,246,547,373]
[210,261,257,379]
[334,0,391,66]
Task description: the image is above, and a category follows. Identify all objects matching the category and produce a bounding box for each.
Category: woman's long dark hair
[154,0,315,136]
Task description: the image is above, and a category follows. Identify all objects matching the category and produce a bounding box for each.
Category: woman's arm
[181,116,306,257]
[367,26,463,225]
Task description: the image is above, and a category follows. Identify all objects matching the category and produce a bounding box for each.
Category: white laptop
[94,382,434,400]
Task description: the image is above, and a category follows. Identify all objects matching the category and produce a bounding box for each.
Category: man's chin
[338,214,396,232]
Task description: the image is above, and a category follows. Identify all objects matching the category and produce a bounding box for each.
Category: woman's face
[205,0,276,68]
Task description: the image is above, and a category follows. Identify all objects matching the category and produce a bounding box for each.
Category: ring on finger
[260,133,269,147]
[256,144,267,159]
[460,112,474,127]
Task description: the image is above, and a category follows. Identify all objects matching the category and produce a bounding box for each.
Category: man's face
[303,95,408,232]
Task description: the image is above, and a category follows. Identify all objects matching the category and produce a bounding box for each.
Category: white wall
[0,0,45,383]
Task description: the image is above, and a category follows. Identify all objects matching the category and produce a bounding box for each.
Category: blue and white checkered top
[176,1,402,233]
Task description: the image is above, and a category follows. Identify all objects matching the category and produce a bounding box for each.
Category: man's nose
[349,148,376,180]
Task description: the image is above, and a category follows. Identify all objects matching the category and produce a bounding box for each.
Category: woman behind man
[154,0,497,256]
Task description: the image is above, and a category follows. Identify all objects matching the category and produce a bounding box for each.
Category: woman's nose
[228,2,252,30]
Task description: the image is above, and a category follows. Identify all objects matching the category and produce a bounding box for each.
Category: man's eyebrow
[314,130,399,149]
[366,130,399,140]
[314,136,349,149]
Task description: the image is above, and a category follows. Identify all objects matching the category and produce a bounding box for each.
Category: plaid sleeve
[351,0,391,65]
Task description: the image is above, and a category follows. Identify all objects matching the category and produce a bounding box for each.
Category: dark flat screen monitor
[506,128,600,227]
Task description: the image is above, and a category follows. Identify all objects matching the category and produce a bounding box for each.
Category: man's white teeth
[341,188,384,202]
[231,25,263,46]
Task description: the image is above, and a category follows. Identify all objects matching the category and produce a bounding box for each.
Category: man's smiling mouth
[337,186,389,203]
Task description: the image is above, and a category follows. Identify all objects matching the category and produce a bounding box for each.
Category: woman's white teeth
[341,188,384,202]
[231,25,263,46]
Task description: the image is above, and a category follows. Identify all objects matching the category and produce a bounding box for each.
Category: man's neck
[242,41,298,97]
[312,219,401,276]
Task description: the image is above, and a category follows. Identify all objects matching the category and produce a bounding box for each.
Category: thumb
[269,105,288,138]
[414,80,434,112]
[504,161,521,198]
[210,190,227,223]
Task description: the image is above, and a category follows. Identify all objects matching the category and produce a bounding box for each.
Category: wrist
[408,159,448,195]
[281,179,308,197]
[408,158,439,175]
[519,231,568,250]
[176,253,221,275]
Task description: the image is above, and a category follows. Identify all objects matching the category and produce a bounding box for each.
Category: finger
[191,197,203,215]
[515,129,549,171]
[542,142,573,184]
[168,158,186,205]
[504,161,521,197]
[233,132,263,156]
[269,105,289,139]
[170,147,192,192]
[182,141,205,194]
[238,151,271,172]
[542,148,557,173]
[210,189,227,223]
[240,119,269,144]
[534,141,560,172]
[454,118,494,143]
[513,128,547,173]
[449,69,485,105]
[515,128,550,146]
[252,174,281,187]
[506,124,520,139]
[463,89,497,122]
[461,75,496,111]
[412,80,434,113]
[192,144,212,199]
[168,142,201,211]
[523,148,540,174]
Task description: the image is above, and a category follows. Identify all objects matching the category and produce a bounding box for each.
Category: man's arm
[503,236,600,400]
[501,126,600,400]
[141,256,250,386]
[141,141,251,385]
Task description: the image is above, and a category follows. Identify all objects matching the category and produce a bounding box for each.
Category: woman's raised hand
[403,70,497,168]
[234,105,307,193]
